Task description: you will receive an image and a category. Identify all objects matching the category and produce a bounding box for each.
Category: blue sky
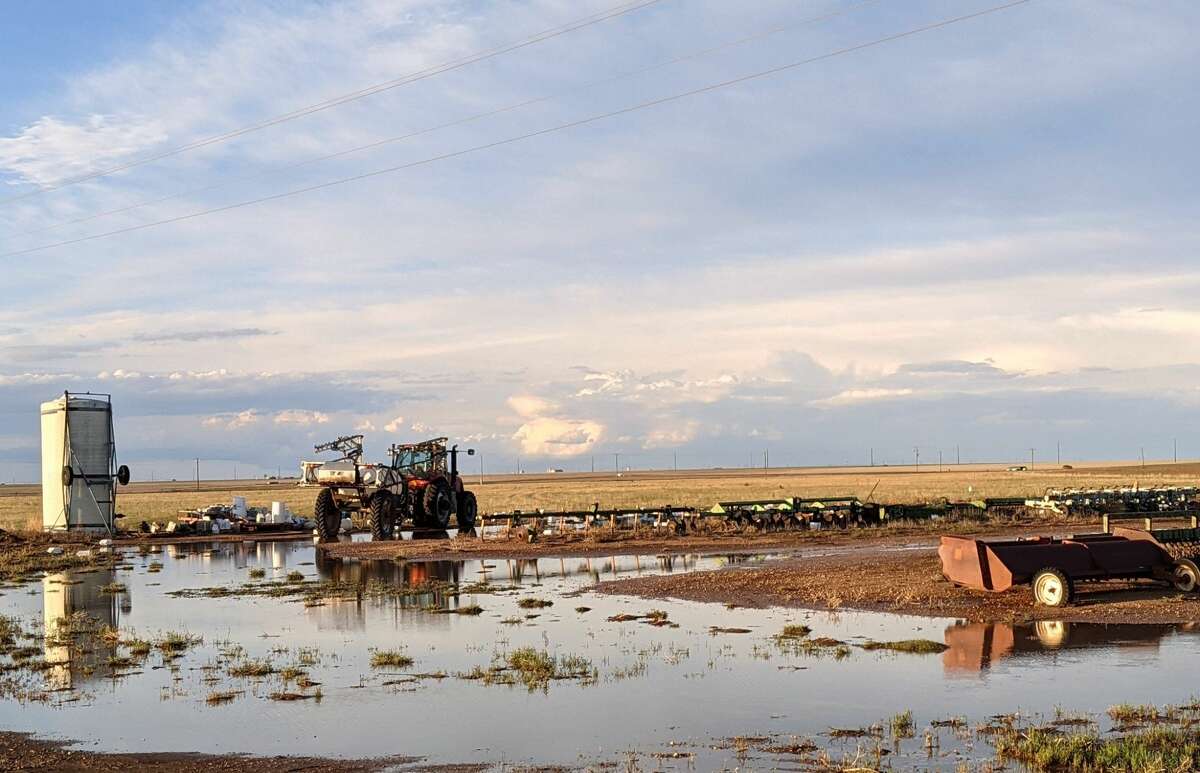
[1,0,1198,482]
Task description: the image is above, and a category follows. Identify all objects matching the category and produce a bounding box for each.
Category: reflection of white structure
[41,569,121,689]
[42,573,73,689]
[40,392,126,533]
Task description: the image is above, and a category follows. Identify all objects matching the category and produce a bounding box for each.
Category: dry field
[1,460,1196,533]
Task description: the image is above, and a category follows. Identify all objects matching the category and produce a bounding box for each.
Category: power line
[0,0,665,205]
[14,0,882,238]
[0,0,1031,260]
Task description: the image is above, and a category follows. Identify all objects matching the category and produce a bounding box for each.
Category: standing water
[0,538,1197,769]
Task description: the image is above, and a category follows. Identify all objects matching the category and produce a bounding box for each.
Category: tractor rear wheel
[457,491,478,533]
[424,480,454,530]
[1032,567,1073,607]
[1172,559,1199,593]
[314,488,340,543]
[370,492,396,542]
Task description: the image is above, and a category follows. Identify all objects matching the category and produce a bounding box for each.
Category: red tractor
[389,438,478,534]
[310,435,477,542]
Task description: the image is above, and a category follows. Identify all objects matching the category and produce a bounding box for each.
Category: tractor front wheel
[424,480,454,530]
[457,491,478,533]
[370,492,396,541]
[314,488,340,543]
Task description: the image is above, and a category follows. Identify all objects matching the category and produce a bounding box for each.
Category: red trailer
[939,526,1200,606]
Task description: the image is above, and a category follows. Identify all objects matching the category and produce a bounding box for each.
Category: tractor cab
[389,438,448,476]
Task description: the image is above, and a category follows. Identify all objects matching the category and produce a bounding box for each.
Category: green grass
[227,660,274,677]
[777,624,812,639]
[248,568,266,579]
[859,639,948,654]
[993,725,1200,771]
[370,650,413,669]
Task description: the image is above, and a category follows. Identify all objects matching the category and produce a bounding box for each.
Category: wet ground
[0,537,1198,770]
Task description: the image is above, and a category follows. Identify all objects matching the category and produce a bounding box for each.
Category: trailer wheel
[314,488,340,543]
[457,491,478,533]
[1172,559,1199,593]
[370,492,396,542]
[424,480,454,530]
[1032,567,1073,607]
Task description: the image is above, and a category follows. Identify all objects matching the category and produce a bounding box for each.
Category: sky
[1,0,1198,482]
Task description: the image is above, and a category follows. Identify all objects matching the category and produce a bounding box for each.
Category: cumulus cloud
[203,409,260,430]
[513,416,604,456]
[273,409,329,426]
[383,416,405,432]
[507,395,555,418]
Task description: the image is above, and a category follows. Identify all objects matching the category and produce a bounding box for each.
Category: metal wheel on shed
[1032,567,1073,607]
[314,488,340,543]
[370,492,396,542]
[1172,559,1199,593]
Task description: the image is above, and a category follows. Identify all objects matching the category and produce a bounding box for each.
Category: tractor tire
[370,492,396,542]
[457,491,478,533]
[1172,559,1199,593]
[424,480,454,530]
[1032,567,1074,607]
[409,489,426,527]
[314,488,340,543]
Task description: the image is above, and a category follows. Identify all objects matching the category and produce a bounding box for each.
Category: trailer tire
[1032,567,1073,607]
[370,492,396,542]
[457,491,478,533]
[314,488,340,543]
[424,479,454,530]
[61,466,74,486]
[1172,559,1199,593]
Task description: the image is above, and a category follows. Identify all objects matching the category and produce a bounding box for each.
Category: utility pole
[1141,447,1146,468]
[590,455,594,473]
[517,456,521,474]
[479,453,484,487]
[763,449,769,470]
[1174,438,1178,463]
[938,450,943,473]
[195,458,200,491]
[613,453,620,475]
[1029,448,1035,469]
[913,447,919,472]
[673,451,677,472]
[870,447,874,467]
[1057,441,1061,466]
[956,445,960,465]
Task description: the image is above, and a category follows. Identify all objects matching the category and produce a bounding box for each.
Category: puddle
[0,538,1197,769]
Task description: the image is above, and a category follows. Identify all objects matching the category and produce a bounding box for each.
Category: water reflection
[943,620,1200,674]
[42,569,123,688]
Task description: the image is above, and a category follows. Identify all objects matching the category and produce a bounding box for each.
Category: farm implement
[939,520,1200,607]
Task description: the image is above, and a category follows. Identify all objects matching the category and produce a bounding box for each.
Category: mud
[595,545,1200,624]
[320,520,1067,562]
[0,732,419,772]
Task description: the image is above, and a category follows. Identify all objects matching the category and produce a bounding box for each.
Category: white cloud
[507,395,555,418]
[513,417,604,457]
[0,114,166,186]
[273,409,329,426]
[203,409,260,430]
[809,388,915,408]
[383,415,405,432]
[354,419,376,432]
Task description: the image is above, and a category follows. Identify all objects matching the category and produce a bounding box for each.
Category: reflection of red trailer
[939,527,1200,607]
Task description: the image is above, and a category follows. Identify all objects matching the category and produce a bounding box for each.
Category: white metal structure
[40,391,127,533]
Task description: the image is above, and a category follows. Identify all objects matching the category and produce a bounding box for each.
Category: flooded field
[1,538,1198,770]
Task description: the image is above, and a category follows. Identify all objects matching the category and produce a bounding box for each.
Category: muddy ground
[595,545,1200,624]
[0,733,441,773]
[321,519,1064,562]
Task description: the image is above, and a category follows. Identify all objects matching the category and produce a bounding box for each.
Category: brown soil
[594,544,1200,624]
[0,732,424,772]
